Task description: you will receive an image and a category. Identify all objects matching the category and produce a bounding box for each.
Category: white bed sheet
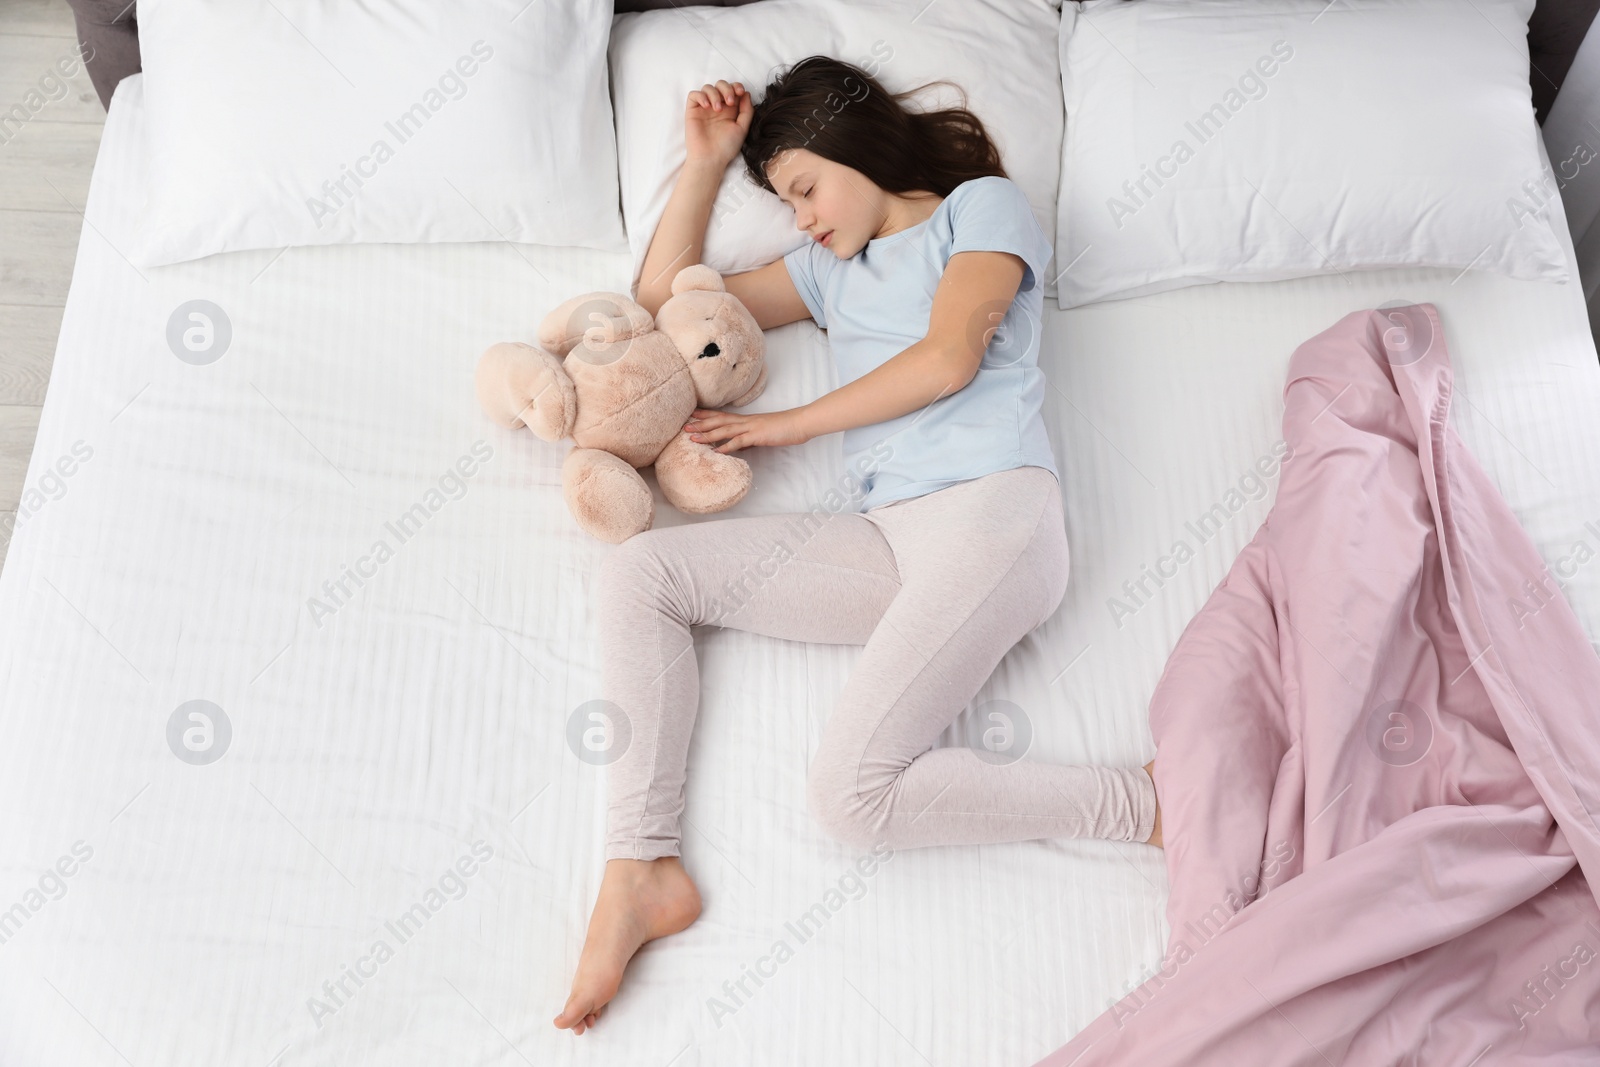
[2,73,1598,1066]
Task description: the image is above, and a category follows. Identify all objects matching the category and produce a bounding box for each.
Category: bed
[3,4,1599,1066]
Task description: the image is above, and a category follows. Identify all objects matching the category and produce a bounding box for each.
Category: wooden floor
[0,0,101,568]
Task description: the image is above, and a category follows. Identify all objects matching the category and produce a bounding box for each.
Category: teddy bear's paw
[563,448,653,544]
[655,431,754,515]
[476,341,575,440]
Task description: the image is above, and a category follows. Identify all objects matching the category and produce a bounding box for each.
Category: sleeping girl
[555,56,1162,1036]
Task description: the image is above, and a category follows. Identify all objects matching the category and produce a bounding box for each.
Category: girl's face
[765,147,896,260]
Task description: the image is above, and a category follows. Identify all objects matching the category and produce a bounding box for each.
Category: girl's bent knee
[805,760,886,851]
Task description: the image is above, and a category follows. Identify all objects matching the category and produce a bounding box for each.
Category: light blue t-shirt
[783,175,1059,512]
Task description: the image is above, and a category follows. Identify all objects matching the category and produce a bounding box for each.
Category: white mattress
[3,72,1599,1066]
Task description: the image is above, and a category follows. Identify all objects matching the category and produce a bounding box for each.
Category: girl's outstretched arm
[686,250,1026,453]
[636,80,752,318]
[797,250,1025,438]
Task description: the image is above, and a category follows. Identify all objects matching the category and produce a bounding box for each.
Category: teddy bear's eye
[697,342,721,359]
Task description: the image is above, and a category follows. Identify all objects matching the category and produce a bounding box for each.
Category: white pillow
[610,0,1063,300]
[130,0,626,267]
[1054,0,1570,310]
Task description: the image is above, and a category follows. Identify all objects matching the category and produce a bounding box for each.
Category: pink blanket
[1034,304,1600,1064]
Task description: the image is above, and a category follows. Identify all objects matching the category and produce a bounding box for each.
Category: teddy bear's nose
[697,342,721,360]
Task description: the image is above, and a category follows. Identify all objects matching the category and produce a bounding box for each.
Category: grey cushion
[615,0,765,8]
[1530,0,1600,123]
[63,0,139,111]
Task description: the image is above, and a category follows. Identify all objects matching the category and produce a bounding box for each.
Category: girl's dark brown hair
[739,55,1006,204]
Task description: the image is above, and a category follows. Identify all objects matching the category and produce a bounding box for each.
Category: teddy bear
[475,264,769,544]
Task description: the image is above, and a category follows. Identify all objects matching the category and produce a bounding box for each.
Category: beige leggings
[596,464,1157,861]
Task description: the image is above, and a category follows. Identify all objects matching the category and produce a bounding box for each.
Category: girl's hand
[684,407,810,454]
[685,80,752,168]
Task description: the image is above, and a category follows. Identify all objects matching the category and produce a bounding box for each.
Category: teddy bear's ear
[538,292,655,356]
[670,264,726,296]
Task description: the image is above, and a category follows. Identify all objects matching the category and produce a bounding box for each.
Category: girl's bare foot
[554,855,703,1035]
[1143,760,1163,848]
